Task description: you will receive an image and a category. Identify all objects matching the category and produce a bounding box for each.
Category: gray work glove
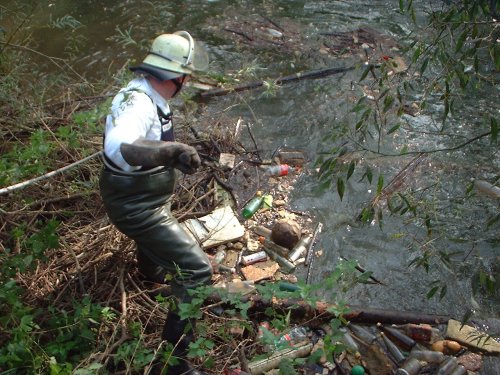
[120,138,201,174]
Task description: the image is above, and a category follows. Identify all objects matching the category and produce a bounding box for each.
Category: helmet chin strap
[171,75,186,97]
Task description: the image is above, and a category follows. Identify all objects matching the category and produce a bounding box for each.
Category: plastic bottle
[278,281,301,292]
[288,234,312,262]
[347,323,377,344]
[259,236,289,257]
[241,194,264,219]
[215,280,255,295]
[409,349,445,364]
[213,248,226,264]
[392,323,440,343]
[436,356,458,375]
[378,323,416,350]
[339,327,360,351]
[262,246,296,273]
[394,358,422,375]
[380,332,405,364]
[275,326,309,347]
[449,365,467,375]
[265,164,295,177]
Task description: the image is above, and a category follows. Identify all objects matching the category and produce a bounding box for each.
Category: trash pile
[224,317,498,375]
[177,149,499,375]
[181,149,315,288]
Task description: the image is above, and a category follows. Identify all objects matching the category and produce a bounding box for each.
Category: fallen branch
[0,151,102,196]
[200,66,355,98]
[245,295,450,325]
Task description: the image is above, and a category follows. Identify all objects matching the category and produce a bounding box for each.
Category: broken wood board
[241,262,280,282]
[445,319,500,354]
[181,206,245,249]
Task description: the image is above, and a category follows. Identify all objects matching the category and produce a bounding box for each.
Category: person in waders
[99,31,212,375]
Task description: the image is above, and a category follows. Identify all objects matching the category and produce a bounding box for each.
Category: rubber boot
[160,310,207,375]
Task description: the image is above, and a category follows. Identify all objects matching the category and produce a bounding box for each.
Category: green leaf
[346,161,355,181]
[426,286,439,299]
[337,178,345,200]
[420,57,429,75]
[383,94,395,113]
[359,65,371,82]
[455,30,467,53]
[387,124,400,134]
[359,207,375,223]
[366,167,373,184]
[399,0,404,12]
[439,284,447,300]
[486,213,500,229]
[412,44,422,63]
[377,174,384,194]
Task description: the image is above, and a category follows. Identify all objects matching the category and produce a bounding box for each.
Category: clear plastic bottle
[265,164,295,177]
[394,358,422,375]
[436,356,458,375]
[339,327,360,351]
[215,280,255,295]
[348,323,377,344]
[449,365,467,375]
[213,248,226,264]
[289,234,312,262]
[275,326,309,347]
[409,349,445,364]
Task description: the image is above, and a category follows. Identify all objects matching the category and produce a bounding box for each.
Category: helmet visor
[189,40,209,72]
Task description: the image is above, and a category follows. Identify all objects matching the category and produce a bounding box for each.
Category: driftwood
[243,295,450,325]
[200,66,355,98]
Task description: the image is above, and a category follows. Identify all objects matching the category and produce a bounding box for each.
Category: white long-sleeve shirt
[103,77,172,172]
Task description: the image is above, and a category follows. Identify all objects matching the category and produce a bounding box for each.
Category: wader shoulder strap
[102,88,175,170]
[128,88,175,142]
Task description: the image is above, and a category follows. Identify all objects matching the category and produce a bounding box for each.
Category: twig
[0,151,102,196]
[259,14,284,31]
[96,268,129,364]
[223,27,253,41]
[67,245,86,294]
[305,222,323,267]
[305,222,323,285]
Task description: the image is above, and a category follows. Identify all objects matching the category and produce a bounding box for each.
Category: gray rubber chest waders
[99,167,212,302]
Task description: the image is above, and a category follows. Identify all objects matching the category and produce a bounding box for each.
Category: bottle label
[278,164,289,176]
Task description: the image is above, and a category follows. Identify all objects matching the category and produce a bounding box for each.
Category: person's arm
[120,138,200,174]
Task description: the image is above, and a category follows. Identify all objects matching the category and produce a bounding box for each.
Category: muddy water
[3,0,498,326]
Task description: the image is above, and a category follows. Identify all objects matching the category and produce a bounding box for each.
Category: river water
[3,0,498,351]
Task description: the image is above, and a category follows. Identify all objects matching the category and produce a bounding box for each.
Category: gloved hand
[120,138,201,174]
[173,144,201,174]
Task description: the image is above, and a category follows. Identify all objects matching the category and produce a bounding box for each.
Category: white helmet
[130,31,209,81]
